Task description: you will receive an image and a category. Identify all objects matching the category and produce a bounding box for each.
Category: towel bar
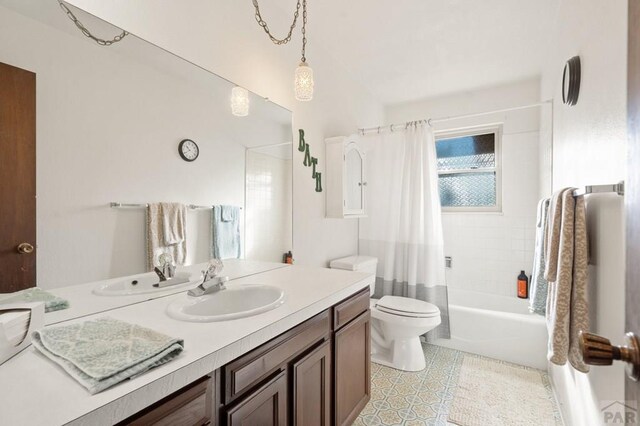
[572,181,625,197]
[110,202,242,210]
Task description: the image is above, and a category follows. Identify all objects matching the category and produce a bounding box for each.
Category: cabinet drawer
[119,376,212,426]
[226,371,288,426]
[333,287,370,330]
[224,309,331,403]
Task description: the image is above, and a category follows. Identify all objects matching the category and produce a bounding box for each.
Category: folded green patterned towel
[0,287,69,313]
[32,317,184,394]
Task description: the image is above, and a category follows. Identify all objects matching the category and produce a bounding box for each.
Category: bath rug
[32,317,183,394]
[448,355,560,426]
[0,287,69,313]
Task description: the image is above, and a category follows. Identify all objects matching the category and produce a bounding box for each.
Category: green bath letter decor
[298,129,322,192]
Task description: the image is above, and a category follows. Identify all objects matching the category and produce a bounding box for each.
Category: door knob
[16,243,34,254]
[579,331,640,381]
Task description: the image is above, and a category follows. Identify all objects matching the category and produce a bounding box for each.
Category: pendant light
[231,86,250,116]
[252,0,313,101]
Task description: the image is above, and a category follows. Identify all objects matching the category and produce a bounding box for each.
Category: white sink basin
[93,271,199,296]
[167,284,285,322]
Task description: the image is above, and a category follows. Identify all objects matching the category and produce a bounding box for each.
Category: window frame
[434,123,503,213]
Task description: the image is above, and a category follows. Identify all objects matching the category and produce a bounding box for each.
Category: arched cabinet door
[325,135,367,218]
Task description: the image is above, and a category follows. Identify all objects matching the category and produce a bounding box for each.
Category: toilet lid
[375,296,440,318]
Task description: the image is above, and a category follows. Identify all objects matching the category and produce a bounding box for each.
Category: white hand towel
[146,203,187,271]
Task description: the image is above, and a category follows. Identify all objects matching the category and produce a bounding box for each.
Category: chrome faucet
[188,259,228,297]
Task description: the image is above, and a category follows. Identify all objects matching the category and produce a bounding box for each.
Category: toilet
[330,255,441,372]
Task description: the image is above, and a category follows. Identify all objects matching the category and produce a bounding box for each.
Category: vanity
[0,2,375,424]
[0,264,373,425]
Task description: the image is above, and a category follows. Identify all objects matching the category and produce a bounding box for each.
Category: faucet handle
[203,259,224,282]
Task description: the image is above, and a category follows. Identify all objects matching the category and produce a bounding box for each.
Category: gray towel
[212,205,241,259]
[529,198,550,315]
[146,203,187,271]
[0,288,69,313]
[32,317,183,394]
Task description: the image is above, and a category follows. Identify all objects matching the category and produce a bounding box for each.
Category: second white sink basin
[93,271,199,296]
[167,284,285,322]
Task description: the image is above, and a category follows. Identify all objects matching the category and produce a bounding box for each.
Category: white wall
[385,79,542,297]
[540,0,628,424]
[66,0,385,268]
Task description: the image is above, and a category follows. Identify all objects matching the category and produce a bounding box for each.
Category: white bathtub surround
[529,197,550,315]
[385,79,541,299]
[544,188,589,372]
[0,265,374,425]
[434,288,548,370]
[358,123,449,340]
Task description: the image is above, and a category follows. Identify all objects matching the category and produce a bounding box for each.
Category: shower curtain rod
[358,99,553,135]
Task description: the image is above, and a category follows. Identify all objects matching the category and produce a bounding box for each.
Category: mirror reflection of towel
[221,205,237,222]
[146,203,187,271]
[212,205,241,259]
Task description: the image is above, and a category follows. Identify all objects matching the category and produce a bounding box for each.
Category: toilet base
[371,335,426,372]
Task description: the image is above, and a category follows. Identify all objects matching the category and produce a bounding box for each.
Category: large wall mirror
[0,0,293,321]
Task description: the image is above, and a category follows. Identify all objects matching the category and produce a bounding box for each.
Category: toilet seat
[375,296,440,318]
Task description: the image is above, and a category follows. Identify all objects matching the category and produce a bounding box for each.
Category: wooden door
[334,311,371,426]
[628,0,640,410]
[0,62,36,293]
[226,371,287,426]
[292,340,331,426]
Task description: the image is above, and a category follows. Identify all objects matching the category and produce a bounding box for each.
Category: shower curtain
[359,122,449,340]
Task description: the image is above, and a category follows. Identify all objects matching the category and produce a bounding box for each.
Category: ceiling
[275,0,560,105]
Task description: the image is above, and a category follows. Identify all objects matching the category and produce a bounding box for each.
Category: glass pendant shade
[294,61,314,101]
[231,86,250,116]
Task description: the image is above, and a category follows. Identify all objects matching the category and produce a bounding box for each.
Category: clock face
[179,139,199,162]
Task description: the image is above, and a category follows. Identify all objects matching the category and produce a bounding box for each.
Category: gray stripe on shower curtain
[373,278,450,341]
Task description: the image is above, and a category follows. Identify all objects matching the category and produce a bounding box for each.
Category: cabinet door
[334,311,371,426]
[344,143,365,215]
[226,371,287,426]
[292,340,332,426]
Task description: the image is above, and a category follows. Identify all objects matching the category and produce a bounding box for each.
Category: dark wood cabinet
[225,371,287,426]
[334,311,371,426]
[292,340,332,426]
[123,288,371,426]
[118,376,213,426]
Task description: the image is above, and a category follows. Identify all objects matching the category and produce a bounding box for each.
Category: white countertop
[0,265,373,426]
[45,259,288,325]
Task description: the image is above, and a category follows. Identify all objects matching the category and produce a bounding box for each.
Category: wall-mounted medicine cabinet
[325,135,366,218]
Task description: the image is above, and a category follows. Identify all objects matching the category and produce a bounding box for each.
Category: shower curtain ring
[377,126,380,134]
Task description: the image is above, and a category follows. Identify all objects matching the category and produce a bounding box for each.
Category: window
[435,125,502,212]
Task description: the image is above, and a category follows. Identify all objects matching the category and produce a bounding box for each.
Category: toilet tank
[329,256,378,294]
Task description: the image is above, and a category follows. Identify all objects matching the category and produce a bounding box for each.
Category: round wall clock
[562,56,581,106]
[178,139,199,162]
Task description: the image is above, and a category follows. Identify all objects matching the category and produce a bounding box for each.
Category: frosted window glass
[436,132,498,208]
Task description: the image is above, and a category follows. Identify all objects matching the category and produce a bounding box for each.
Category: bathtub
[433,288,548,370]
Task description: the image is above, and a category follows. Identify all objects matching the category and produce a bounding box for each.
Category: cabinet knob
[579,331,640,380]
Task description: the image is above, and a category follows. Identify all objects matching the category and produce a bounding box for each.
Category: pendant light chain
[252,0,314,101]
[252,0,302,46]
[301,0,307,62]
[57,0,128,46]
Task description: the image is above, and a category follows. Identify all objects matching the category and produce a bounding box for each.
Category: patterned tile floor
[354,344,561,426]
